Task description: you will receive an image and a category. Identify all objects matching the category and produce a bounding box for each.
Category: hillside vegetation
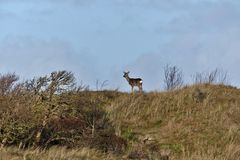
[109,84,240,159]
[0,71,240,159]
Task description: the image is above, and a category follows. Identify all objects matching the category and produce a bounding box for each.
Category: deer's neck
[125,76,131,82]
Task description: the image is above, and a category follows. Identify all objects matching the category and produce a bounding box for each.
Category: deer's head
[123,71,130,78]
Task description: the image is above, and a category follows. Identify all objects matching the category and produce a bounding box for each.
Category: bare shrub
[193,68,228,85]
[164,64,183,91]
[96,80,109,91]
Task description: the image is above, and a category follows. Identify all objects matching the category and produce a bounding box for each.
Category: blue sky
[0,0,240,91]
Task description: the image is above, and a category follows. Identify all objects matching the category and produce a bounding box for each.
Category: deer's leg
[131,86,133,93]
[139,84,143,92]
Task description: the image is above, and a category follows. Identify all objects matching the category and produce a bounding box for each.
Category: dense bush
[0,71,126,154]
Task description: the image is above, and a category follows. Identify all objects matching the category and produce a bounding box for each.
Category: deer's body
[123,72,143,92]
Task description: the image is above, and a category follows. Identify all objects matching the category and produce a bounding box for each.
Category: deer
[123,71,143,92]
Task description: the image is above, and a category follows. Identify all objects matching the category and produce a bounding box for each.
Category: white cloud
[149,0,240,85]
[1,0,240,90]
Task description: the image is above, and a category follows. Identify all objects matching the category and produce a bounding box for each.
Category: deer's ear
[127,71,130,74]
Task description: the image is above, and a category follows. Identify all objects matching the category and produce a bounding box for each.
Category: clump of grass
[121,128,137,142]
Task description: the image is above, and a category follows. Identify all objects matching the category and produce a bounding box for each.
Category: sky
[0,0,240,91]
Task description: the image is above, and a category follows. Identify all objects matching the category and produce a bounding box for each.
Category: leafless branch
[163,64,183,91]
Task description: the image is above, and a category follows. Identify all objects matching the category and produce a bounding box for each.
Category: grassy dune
[111,85,240,159]
[1,83,240,159]
[109,84,240,159]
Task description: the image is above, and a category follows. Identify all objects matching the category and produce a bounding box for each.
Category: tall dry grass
[108,84,240,159]
[0,147,116,160]
[1,144,240,160]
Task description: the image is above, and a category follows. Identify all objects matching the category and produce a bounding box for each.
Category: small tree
[0,73,19,96]
[23,71,76,145]
[164,64,183,91]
